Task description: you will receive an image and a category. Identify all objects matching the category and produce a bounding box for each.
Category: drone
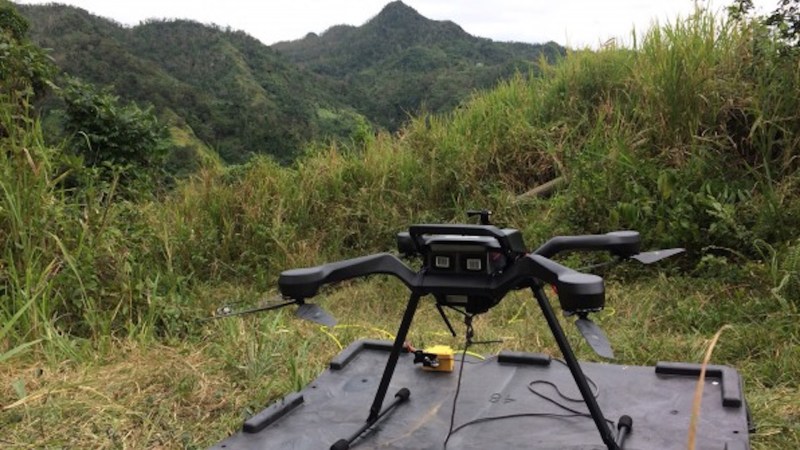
[211,210,685,450]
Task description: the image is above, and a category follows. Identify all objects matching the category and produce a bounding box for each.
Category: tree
[61,78,168,170]
[766,0,800,46]
[0,1,54,104]
[729,0,800,47]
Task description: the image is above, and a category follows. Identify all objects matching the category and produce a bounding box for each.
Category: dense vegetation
[273,1,564,130]
[17,3,367,163]
[18,1,562,163]
[2,1,799,448]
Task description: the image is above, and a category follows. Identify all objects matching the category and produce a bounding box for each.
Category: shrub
[60,77,169,190]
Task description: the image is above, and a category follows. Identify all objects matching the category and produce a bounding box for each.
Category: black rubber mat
[211,340,751,449]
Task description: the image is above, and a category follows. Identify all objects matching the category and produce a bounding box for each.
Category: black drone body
[271,213,682,450]
[279,223,641,315]
[215,212,684,450]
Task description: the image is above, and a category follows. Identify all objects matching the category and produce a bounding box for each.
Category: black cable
[526,358,611,423]
[443,317,473,449]
[442,357,614,446]
[444,390,615,444]
[444,304,470,318]
[527,381,612,421]
[442,320,612,448]
[449,412,600,436]
[529,359,600,402]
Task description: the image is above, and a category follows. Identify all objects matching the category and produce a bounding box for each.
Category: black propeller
[577,248,685,272]
[630,248,685,264]
[295,303,337,327]
[574,314,615,359]
[210,297,337,327]
[571,247,684,359]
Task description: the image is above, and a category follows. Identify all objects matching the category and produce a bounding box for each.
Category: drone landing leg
[331,292,422,450]
[367,291,421,422]
[531,286,621,450]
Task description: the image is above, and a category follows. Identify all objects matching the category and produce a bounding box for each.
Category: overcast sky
[15,0,775,48]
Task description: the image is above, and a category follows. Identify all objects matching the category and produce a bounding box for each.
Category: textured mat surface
[211,340,751,450]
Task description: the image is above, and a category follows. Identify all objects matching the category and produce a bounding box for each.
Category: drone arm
[278,253,416,299]
[533,231,641,259]
[496,254,605,314]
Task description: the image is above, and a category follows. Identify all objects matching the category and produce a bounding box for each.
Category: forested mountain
[273,1,565,130]
[18,3,366,163]
[18,1,563,162]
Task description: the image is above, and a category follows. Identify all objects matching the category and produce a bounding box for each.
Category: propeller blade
[631,248,685,264]
[296,303,337,327]
[575,317,615,359]
[207,298,296,320]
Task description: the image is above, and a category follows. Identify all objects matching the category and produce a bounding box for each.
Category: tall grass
[3,8,799,351]
[0,98,191,350]
[1,98,63,346]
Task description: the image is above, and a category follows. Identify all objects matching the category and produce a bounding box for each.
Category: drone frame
[277,224,660,450]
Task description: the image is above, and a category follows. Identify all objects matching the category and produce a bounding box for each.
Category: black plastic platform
[211,340,751,449]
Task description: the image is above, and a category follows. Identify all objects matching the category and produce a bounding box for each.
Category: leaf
[11,378,26,400]
[657,171,672,200]
[0,339,42,365]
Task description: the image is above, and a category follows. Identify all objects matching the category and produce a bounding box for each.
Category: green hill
[18,3,367,163]
[19,1,563,162]
[273,1,565,129]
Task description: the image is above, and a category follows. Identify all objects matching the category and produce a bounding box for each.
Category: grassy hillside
[2,3,799,449]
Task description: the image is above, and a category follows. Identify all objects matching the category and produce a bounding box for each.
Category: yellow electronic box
[418,345,454,372]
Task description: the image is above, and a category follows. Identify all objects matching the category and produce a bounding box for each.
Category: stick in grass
[687,324,732,450]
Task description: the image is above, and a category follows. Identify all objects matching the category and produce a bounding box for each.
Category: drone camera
[426,236,506,275]
[395,225,528,314]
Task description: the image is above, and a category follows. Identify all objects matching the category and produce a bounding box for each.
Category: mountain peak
[379,1,418,15]
[364,1,464,43]
[372,1,425,25]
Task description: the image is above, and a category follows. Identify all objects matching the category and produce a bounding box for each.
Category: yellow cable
[507,300,528,324]
[461,350,485,360]
[599,307,616,319]
[317,323,398,352]
[318,326,343,351]
[332,324,396,340]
